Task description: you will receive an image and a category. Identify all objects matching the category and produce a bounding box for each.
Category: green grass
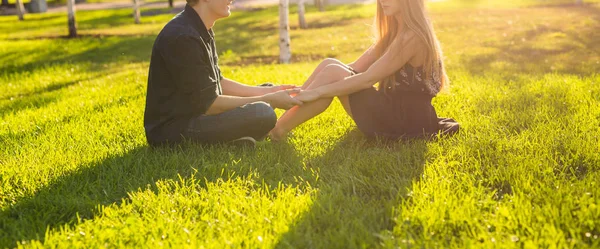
[1,0,599,248]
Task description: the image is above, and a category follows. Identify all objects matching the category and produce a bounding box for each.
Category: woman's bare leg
[271,64,353,141]
[299,58,347,90]
[275,58,347,125]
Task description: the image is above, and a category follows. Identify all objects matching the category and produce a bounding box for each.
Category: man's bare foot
[269,127,288,142]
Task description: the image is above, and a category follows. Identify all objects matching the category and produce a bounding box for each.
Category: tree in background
[67,0,77,37]
[279,0,291,63]
[298,0,307,29]
[16,0,25,20]
[315,0,325,12]
[133,0,140,24]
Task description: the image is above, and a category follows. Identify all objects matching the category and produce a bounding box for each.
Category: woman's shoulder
[400,29,416,41]
[394,30,423,48]
[391,30,426,59]
[393,30,426,67]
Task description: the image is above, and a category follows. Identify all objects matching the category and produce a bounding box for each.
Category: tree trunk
[16,0,25,20]
[168,0,173,8]
[279,0,291,64]
[67,0,77,38]
[133,0,141,24]
[298,0,307,29]
[315,0,325,12]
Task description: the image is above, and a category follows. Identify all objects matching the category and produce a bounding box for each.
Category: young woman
[270,0,459,141]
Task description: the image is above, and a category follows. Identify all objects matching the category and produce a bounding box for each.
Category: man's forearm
[204,95,265,115]
[221,78,265,97]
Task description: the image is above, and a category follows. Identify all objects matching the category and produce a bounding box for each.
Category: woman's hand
[293,89,321,103]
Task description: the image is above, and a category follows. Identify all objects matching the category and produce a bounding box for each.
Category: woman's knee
[320,58,344,67]
[315,58,344,72]
[318,64,351,80]
[306,65,351,90]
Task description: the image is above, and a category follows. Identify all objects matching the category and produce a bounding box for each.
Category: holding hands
[292,89,321,103]
[261,83,323,110]
[263,88,303,110]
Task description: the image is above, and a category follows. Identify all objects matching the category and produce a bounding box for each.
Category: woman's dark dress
[348,64,458,139]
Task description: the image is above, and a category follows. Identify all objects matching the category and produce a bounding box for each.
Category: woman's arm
[296,33,422,101]
[347,45,378,73]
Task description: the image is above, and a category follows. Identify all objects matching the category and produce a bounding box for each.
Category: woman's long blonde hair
[374,0,448,91]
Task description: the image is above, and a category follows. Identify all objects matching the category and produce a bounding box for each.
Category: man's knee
[247,101,277,129]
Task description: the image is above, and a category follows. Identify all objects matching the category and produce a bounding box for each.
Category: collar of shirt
[182,4,215,42]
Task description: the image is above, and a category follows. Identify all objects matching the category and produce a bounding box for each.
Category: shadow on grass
[462,5,600,76]
[466,72,595,202]
[0,79,82,118]
[0,146,180,246]
[0,142,306,247]
[276,130,429,248]
[473,74,578,135]
[1,5,335,76]
[2,79,81,101]
[142,6,184,16]
[0,88,144,161]
[215,4,367,63]
[76,7,183,28]
[76,11,134,27]
[1,3,370,75]
[0,35,155,76]
[0,128,430,247]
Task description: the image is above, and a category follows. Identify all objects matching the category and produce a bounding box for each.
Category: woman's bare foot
[269,127,288,142]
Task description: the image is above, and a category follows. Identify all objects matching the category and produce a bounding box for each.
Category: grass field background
[1,0,599,248]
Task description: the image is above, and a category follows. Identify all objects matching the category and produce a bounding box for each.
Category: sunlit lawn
[0,0,599,248]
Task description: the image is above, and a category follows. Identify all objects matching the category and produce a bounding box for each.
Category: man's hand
[260,84,299,94]
[263,89,303,109]
[293,89,321,103]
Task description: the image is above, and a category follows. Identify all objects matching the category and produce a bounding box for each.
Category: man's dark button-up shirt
[144,4,223,146]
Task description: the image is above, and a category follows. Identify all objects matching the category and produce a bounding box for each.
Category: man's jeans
[183,102,277,144]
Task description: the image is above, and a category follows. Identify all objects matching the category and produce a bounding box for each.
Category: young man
[144,0,302,147]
